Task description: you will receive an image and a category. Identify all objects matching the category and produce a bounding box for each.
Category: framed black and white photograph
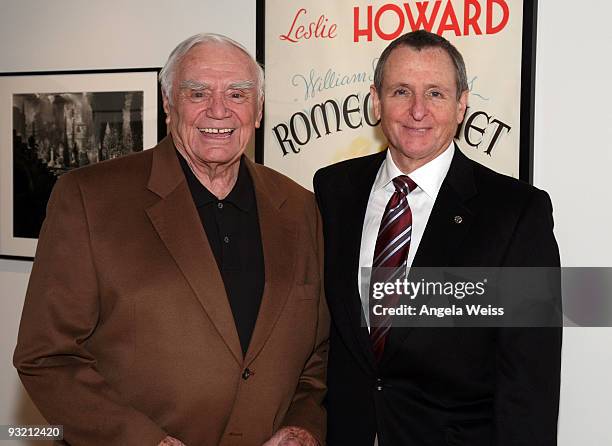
[0,68,164,259]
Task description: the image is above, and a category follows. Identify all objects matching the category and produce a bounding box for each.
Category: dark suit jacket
[314,147,561,446]
[14,136,329,446]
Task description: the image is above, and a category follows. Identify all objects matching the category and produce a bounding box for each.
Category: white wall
[534,1,612,445]
[1,0,611,444]
[0,0,256,72]
[0,261,36,443]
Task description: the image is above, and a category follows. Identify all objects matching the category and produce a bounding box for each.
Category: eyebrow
[179,80,207,90]
[390,82,451,91]
[228,80,256,90]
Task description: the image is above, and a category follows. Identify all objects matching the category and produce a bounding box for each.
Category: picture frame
[255,0,538,188]
[0,68,165,260]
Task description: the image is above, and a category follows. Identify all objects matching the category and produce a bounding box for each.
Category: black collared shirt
[177,152,264,356]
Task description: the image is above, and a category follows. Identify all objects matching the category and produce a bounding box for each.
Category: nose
[206,92,231,119]
[410,95,427,121]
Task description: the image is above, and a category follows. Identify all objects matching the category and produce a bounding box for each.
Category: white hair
[159,33,264,104]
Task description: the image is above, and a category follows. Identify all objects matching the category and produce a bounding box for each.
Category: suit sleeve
[13,174,167,446]
[495,189,562,446]
[281,195,330,445]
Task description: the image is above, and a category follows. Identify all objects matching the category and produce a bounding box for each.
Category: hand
[158,436,186,446]
[262,426,319,446]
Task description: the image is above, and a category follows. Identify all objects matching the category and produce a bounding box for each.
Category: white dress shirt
[358,142,455,329]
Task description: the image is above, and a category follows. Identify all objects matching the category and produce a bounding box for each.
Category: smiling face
[163,42,262,170]
[371,45,468,173]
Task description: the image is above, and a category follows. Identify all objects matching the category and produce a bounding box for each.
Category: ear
[456,90,468,124]
[162,92,171,125]
[370,84,381,121]
[255,93,264,129]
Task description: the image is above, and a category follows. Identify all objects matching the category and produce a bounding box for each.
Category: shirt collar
[373,141,455,200]
[176,151,255,212]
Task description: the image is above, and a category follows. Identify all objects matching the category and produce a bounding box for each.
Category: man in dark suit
[14,33,327,446]
[314,30,561,446]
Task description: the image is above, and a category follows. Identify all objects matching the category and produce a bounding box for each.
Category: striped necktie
[370,175,416,363]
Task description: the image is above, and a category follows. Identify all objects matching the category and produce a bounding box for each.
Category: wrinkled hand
[158,436,186,446]
[262,426,319,446]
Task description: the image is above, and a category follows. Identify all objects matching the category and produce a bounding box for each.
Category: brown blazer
[14,136,329,446]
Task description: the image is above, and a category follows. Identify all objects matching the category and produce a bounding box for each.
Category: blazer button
[375,378,384,391]
[242,368,253,380]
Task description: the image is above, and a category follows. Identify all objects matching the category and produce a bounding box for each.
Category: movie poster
[263,0,527,189]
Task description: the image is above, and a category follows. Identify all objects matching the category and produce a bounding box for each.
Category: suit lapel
[412,147,477,268]
[381,146,477,367]
[145,137,243,365]
[337,151,387,372]
[243,159,297,366]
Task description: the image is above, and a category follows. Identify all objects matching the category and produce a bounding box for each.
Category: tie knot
[392,175,416,196]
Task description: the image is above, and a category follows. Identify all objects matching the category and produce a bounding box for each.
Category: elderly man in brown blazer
[14,33,328,446]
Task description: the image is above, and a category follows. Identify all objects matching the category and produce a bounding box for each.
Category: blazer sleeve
[495,189,562,446]
[281,196,330,445]
[13,174,167,446]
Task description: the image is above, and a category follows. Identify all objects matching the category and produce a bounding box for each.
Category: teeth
[198,128,234,134]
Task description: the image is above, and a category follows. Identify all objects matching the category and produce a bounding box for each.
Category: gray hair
[159,33,264,104]
[373,30,468,100]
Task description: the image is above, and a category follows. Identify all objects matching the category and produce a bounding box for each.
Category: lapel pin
[454,215,463,224]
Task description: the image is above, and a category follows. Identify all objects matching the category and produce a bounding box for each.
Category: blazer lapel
[411,147,476,268]
[381,146,477,367]
[243,159,297,366]
[145,137,243,365]
[337,151,387,372]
